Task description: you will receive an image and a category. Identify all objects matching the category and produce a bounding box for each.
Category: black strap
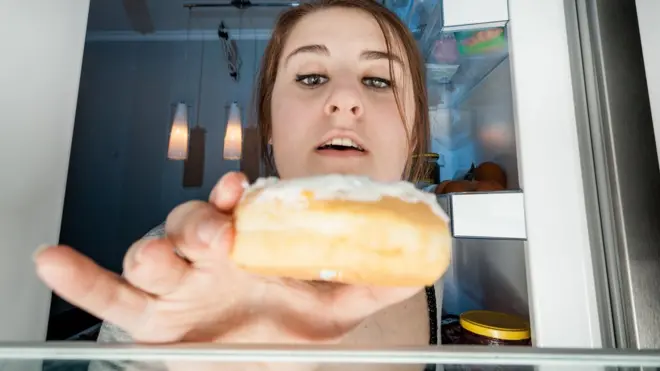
[425,286,438,345]
[424,286,439,371]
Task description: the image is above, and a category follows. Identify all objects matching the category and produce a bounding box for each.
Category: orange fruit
[475,180,505,192]
[442,180,477,194]
[434,180,452,194]
[474,162,507,189]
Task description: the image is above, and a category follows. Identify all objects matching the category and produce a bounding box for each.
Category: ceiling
[86,0,296,32]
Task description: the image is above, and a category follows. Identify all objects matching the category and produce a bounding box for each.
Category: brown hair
[254,0,430,182]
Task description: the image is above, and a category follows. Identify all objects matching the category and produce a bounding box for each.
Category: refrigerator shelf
[410,0,511,107]
[383,0,511,107]
[7,343,660,368]
[436,190,527,240]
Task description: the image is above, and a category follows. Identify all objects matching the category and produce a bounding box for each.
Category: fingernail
[212,190,231,206]
[241,180,250,190]
[32,244,52,262]
[197,220,226,245]
[210,177,229,204]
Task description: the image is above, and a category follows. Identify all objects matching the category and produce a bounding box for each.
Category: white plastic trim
[442,0,508,31]
[507,0,603,348]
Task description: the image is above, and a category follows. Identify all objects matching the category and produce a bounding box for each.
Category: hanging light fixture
[223,10,243,161]
[223,101,243,160]
[167,102,190,160]
[167,7,193,160]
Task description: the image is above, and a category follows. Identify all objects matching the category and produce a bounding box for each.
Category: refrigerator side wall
[0,0,90,342]
[636,0,660,168]
[584,0,660,349]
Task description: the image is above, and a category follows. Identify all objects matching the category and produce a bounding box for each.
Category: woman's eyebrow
[284,45,403,67]
[285,44,329,65]
[361,50,403,66]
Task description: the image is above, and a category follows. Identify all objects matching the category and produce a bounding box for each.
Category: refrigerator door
[573,0,660,349]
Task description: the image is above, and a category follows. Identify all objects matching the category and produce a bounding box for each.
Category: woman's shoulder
[87,223,168,370]
[95,321,131,343]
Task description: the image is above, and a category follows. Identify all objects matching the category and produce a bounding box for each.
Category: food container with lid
[412,152,442,188]
[458,310,531,346]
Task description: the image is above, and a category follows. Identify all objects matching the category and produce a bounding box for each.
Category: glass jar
[459,310,532,346]
[412,153,441,187]
[440,314,462,344]
[442,311,532,371]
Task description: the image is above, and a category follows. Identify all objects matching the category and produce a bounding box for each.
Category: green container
[454,28,507,56]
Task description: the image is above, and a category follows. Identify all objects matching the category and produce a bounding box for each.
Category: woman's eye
[363,77,391,89]
[295,74,329,87]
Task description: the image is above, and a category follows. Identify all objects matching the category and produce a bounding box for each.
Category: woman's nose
[324,86,363,118]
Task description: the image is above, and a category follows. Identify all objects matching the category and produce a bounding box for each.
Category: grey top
[88,223,167,371]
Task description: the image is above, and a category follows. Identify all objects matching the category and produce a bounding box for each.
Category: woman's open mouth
[316,137,367,156]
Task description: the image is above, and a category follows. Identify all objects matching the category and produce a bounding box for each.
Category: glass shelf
[424,28,509,108]
[384,0,510,108]
[384,0,439,38]
[1,343,659,370]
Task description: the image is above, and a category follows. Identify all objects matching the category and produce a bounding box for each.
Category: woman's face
[270,7,415,182]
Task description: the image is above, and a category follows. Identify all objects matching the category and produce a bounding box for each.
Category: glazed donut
[231,175,452,287]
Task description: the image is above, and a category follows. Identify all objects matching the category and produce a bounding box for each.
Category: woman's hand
[34,171,423,344]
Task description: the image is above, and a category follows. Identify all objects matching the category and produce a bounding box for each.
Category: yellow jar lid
[459,310,531,341]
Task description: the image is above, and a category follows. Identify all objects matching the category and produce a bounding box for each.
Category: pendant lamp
[167,102,189,160]
[223,101,243,160]
[167,7,193,161]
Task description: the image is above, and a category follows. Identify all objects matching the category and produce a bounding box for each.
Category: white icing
[242,174,449,222]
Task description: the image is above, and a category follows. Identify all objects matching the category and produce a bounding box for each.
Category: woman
[34,0,442,370]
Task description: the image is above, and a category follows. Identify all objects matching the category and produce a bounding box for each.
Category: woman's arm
[31,173,433,371]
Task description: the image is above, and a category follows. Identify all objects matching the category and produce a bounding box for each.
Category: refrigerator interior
[420,0,660,348]
[43,0,658,355]
[383,0,531,333]
[54,0,586,346]
[431,60,528,319]
[423,26,529,320]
